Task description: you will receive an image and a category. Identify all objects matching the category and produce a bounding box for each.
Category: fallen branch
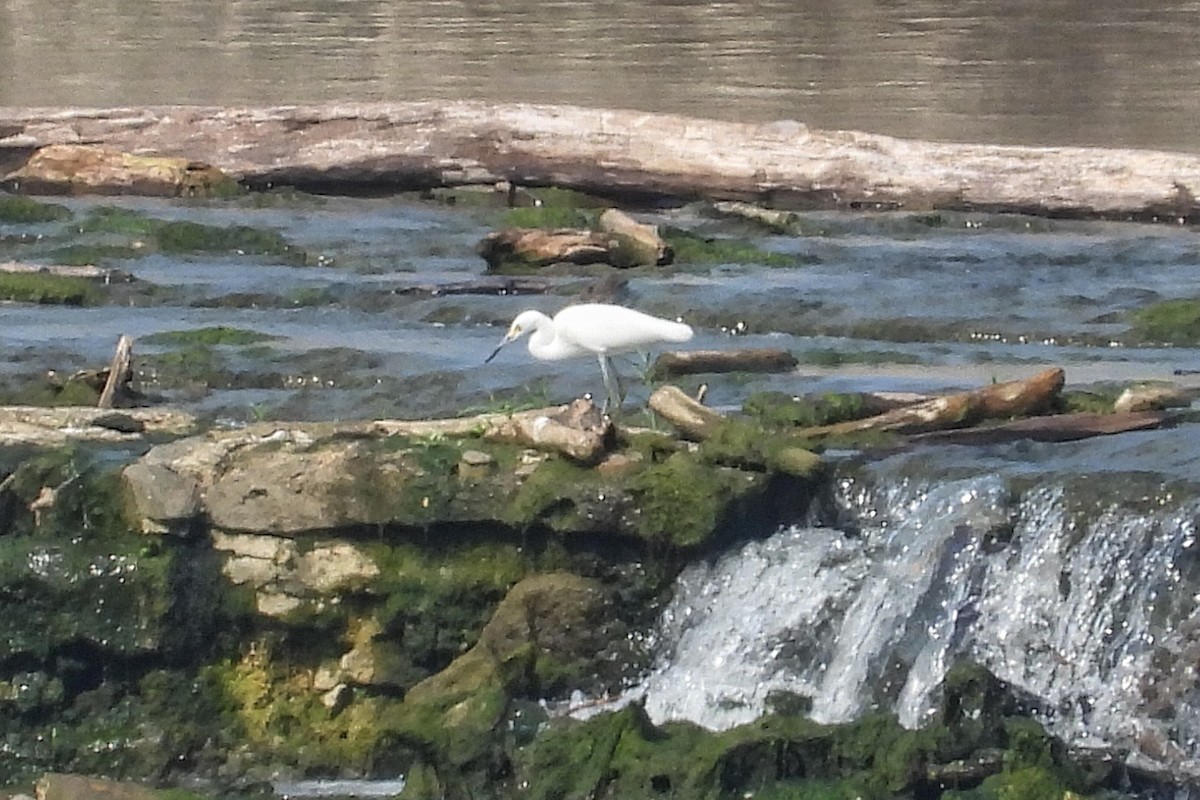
[652,348,798,378]
[795,368,1065,438]
[910,410,1169,446]
[648,385,730,440]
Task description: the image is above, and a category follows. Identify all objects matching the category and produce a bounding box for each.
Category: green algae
[1128,298,1200,344]
[45,242,148,264]
[366,540,530,677]
[76,206,306,263]
[141,326,279,347]
[0,271,98,305]
[661,225,794,267]
[0,195,73,224]
[744,391,870,429]
[628,452,737,548]
[501,204,595,230]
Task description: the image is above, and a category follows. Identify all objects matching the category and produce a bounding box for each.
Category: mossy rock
[515,706,946,800]
[0,194,73,224]
[743,391,871,429]
[45,242,149,264]
[660,225,794,267]
[76,206,306,263]
[0,272,98,305]
[141,326,279,347]
[1127,298,1200,345]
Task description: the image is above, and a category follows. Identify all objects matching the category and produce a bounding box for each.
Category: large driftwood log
[795,367,1065,438]
[2,103,1200,218]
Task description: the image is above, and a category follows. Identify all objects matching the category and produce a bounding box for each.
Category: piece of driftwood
[477,228,614,271]
[0,405,196,446]
[0,260,134,282]
[796,367,1066,438]
[909,410,1169,446]
[372,398,612,463]
[652,348,798,378]
[97,334,134,409]
[597,209,672,266]
[709,201,800,232]
[1112,384,1193,413]
[648,385,730,441]
[5,103,1200,218]
[4,143,233,196]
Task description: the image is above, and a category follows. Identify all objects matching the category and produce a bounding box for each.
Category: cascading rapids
[625,467,1200,780]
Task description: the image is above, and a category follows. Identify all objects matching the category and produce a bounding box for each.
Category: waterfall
[629,462,1200,781]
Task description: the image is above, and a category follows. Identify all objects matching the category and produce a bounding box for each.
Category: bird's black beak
[484,340,506,364]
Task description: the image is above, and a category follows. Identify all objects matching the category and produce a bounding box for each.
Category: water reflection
[1,0,1199,151]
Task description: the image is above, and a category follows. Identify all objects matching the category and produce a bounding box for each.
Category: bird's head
[485,310,545,363]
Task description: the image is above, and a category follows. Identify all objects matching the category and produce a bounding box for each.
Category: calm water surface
[2,0,1200,151]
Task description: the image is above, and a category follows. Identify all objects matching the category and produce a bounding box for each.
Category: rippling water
[2,0,1199,151]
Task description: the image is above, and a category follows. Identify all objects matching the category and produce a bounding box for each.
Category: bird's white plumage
[485,303,693,409]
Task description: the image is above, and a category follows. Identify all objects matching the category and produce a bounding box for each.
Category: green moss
[202,639,396,773]
[154,219,296,258]
[501,205,595,229]
[518,707,946,800]
[1128,298,1200,344]
[506,456,599,530]
[141,325,279,347]
[0,272,97,304]
[1061,388,1119,414]
[744,391,869,429]
[0,195,73,224]
[798,348,925,368]
[76,206,305,263]
[661,225,794,267]
[629,452,731,548]
[78,206,162,237]
[366,540,529,678]
[980,766,1069,800]
[45,243,148,264]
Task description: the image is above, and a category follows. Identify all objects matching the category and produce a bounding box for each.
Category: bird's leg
[597,353,623,413]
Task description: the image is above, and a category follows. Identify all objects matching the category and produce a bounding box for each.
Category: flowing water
[629,432,1200,783]
[3,0,1200,152]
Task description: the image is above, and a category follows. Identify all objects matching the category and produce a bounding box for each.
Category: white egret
[485,303,693,410]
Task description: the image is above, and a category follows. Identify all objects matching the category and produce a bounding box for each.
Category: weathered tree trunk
[652,348,798,378]
[2,103,1200,218]
[795,367,1065,438]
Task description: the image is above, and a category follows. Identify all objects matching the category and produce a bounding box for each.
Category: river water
[3,0,1200,152]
